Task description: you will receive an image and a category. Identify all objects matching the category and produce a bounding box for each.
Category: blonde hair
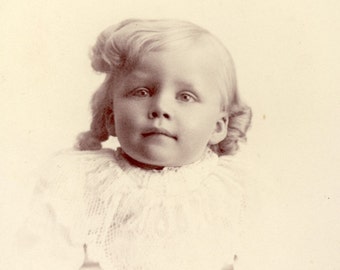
[76,19,252,155]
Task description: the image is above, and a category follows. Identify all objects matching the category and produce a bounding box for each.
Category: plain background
[1,0,339,269]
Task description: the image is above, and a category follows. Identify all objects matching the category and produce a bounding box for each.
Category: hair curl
[75,19,252,156]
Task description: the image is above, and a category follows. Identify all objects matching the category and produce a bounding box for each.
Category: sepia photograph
[1,1,339,269]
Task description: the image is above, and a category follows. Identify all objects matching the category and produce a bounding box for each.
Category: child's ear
[209,112,228,145]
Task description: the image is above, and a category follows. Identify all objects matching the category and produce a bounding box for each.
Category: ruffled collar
[115,147,218,171]
[107,147,220,196]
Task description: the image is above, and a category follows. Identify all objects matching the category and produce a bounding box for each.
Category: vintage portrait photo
[1,1,339,269]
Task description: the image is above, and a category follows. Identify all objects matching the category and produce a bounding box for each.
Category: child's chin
[123,151,172,169]
[125,146,198,168]
[137,156,177,169]
[137,148,202,168]
[137,148,178,166]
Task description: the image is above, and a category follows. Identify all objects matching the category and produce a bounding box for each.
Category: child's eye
[177,92,197,103]
[130,88,151,97]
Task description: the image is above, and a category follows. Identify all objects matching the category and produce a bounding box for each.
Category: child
[15,19,251,270]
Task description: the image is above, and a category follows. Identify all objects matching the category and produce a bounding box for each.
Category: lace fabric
[21,147,244,270]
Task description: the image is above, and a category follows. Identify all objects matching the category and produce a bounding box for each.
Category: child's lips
[142,128,177,140]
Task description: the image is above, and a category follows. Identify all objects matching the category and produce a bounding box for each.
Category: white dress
[14,148,245,270]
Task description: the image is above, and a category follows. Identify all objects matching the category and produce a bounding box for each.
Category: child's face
[112,44,228,168]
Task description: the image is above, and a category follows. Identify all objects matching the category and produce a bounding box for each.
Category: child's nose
[148,110,170,119]
[148,92,172,120]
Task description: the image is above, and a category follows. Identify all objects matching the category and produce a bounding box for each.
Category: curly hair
[75,19,252,156]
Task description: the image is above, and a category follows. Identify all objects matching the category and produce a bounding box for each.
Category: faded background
[1,0,339,269]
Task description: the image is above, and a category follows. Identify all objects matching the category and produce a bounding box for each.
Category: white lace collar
[116,147,218,189]
[84,147,221,198]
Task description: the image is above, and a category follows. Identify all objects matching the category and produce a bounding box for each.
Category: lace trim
[40,148,243,269]
[115,147,219,194]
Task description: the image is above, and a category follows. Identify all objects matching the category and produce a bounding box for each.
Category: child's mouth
[142,128,177,140]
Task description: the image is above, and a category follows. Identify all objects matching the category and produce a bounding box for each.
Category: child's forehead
[134,42,222,70]
[126,48,217,79]
[117,35,230,78]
